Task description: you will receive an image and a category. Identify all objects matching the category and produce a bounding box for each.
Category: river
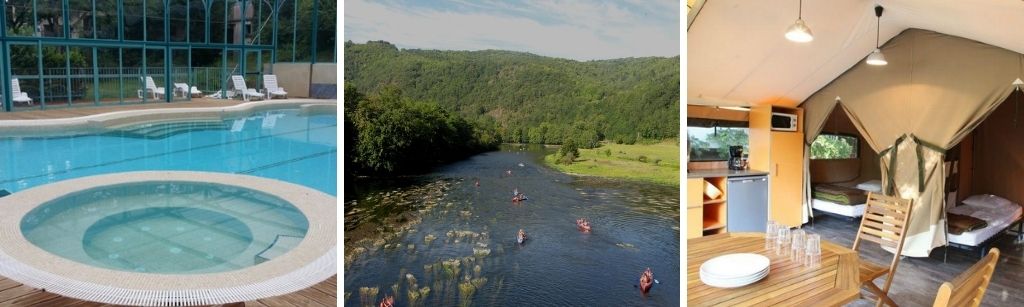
[343,145,680,306]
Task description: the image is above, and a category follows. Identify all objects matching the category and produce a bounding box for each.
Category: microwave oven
[771,112,798,131]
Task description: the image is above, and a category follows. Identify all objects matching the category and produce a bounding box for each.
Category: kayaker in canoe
[576,218,591,232]
[517,229,527,244]
[379,295,394,307]
[639,268,654,293]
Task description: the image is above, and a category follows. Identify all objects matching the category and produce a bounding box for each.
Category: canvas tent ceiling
[687,0,1024,108]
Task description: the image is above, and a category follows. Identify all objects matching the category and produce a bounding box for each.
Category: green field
[543,140,680,186]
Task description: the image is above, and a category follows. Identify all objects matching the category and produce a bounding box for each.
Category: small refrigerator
[727,175,769,232]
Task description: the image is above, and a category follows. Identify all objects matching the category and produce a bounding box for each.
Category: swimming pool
[0,102,337,305]
[21,181,309,274]
[0,104,337,196]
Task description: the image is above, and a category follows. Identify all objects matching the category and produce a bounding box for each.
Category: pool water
[20,181,309,274]
[0,108,337,196]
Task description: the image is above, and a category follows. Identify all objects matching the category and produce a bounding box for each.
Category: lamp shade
[866,48,887,65]
[785,19,813,42]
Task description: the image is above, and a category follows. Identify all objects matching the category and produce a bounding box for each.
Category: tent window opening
[810,133,859,160]
[687,118,748,161]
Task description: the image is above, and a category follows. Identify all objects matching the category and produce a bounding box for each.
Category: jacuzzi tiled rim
[0,171,336,306]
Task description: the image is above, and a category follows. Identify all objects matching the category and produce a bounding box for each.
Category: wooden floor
[0,275,337,306]
[805,214,1023,307]
[0,99,247,120]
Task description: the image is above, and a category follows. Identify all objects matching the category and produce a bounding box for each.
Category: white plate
[700,269,769,288]
[701,268,768,283]
[699,253,771,279]
[700,268,768,283]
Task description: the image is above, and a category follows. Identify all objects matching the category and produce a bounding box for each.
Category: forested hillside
[345,83,500,175]
[344,41,679,146]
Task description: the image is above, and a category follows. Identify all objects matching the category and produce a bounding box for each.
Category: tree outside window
[810,134,858,159]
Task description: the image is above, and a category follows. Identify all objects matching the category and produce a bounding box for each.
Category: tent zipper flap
[909,134,946,193]
[883,134,907,196]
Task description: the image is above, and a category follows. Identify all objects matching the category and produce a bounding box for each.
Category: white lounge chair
[231,75,264,101]
[139,76,167,100]
[173,83,202,98]
[11,79,32,106]
[262,74,288,99]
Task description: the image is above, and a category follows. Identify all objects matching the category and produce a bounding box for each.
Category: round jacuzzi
[20,181,309,274]
[0,171,336,306]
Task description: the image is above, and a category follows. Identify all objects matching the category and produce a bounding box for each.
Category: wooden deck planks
[0,275,337,306]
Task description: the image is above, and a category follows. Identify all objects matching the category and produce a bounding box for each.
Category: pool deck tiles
[0,275,338,306]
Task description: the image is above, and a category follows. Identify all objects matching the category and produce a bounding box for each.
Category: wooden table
[688,232,860,306]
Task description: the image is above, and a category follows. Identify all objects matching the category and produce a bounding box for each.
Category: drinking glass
[765,221,778,250]
[805,234,822,267]
[791,229,806,263]
[776,227,791,256]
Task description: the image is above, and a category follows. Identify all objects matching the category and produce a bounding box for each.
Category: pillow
[856,180,883,193]
[961,194,1014,209]
[704,181,722,200]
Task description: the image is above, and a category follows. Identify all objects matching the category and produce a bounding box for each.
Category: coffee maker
[728,146,745,170]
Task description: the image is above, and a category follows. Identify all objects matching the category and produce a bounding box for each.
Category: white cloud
[344,0,679,61]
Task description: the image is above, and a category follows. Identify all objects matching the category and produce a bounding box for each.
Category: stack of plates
[699,253,771,288]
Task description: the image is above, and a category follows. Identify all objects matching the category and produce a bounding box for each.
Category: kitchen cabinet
[749,105,805,227]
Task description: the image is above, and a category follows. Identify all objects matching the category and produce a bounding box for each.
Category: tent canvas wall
[967,91,1024,208]
[801,28,1024,257]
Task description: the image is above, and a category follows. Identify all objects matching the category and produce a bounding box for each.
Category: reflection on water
[344,145,680,306]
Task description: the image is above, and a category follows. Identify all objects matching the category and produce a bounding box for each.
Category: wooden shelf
[702,219,726,231]
[703,198,725,205]
[690,175,731,238]
[703,227,726,236]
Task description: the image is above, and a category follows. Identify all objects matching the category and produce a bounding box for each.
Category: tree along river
[344,145,680,306]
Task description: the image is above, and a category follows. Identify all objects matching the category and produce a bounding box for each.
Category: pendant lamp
[785,0,813,42]
[866,5,887,66]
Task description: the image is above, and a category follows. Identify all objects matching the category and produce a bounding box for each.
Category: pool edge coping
[0,99,337,137]
[0,171,337,305]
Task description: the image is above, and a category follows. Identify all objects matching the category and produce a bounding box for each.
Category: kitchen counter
[686,169,769,178]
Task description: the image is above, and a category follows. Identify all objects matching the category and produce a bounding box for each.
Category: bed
[811,180,881,219]
[946,194,1024,257]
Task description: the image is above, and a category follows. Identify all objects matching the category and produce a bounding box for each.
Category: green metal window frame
[0,0,334,112]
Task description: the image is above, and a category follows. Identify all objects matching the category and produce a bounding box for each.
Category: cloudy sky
[344,0,680,61]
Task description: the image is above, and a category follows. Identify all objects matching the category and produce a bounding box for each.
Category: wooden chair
[932,248,1000,307]
[853,192,914,307]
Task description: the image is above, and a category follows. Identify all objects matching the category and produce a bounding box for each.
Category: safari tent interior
[687,0,1024,305]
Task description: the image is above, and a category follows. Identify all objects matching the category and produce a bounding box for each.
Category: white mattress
[812,198,865,217]
[947,197,1023,246]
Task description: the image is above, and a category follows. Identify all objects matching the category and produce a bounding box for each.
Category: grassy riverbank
[543,140,680,186]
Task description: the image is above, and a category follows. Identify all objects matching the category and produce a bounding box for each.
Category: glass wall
[2,0,336,112]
